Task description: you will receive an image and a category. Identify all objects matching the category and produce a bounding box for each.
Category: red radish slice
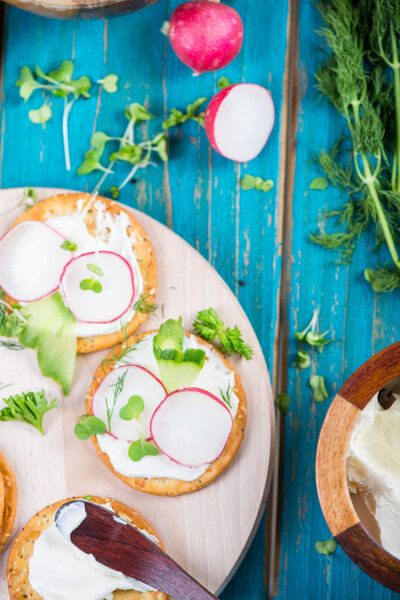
[0,220,71,303]
[150,387,233,468]
[168,1,243,74]
[204,84,275,162]
[92,364,167,441]
[60,251,135,324]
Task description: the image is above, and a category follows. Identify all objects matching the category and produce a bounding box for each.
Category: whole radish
[167,1,244,75]
[204,83,275,162]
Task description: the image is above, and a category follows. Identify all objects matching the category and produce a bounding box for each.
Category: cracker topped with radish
[79,317,247,496]
[0,193,157,394]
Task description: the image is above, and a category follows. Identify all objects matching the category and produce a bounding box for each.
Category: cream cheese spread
[347,393,400,558]
[96,332,239,481]
[29,501,157,600]
[46,199,144,338]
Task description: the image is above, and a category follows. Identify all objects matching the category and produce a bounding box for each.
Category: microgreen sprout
[15,61,118,171]
[277,393,291,415]
[60,240,77,252]
[217,76,231,90]
[0,187,38,217]
[128,438,159,461]
[80,262,104,294]
[240,174,274,192]
[310,176,329,190]
[310,375,329,403]
[74,415,107,440]
[315,538,337,556]
[119,395,144,421]
[295,309,332,352]
[293,351,311,370]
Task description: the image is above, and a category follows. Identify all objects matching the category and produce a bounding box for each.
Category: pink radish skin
[59,250,135,324]
[204,83,275,162]
[92,364,167,442]
[0,220,71,303]
[168,1,244,74]
[150,387,233,468]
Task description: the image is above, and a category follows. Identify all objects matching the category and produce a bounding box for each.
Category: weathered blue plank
[0,1,289,597]
[276,1,400,598]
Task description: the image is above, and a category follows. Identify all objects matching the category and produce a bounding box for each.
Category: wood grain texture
[0,186,275,597]
[0,3,290,598]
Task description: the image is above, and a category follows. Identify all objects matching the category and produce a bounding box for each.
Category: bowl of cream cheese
[316,342,400,592]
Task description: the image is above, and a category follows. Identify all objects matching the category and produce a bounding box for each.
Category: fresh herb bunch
[311,0,400,292]
[15,61,118,172]
[78,98,207,199]
[0,390,56,434]
[193,308,253,359]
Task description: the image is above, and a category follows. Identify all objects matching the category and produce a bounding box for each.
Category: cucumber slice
[20,293,76,395]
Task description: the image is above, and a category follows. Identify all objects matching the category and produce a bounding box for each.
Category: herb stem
[391,23,400,192]
[63,97,75,172]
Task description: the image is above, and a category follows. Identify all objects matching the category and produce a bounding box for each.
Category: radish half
[168,1,244,74]
[0,220,71,303]
[204,84,275,162]
[92,364,167,441]
[150,387,233,468]
[60,251,135,324]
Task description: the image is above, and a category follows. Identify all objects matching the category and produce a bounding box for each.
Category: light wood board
[0,187,275,596]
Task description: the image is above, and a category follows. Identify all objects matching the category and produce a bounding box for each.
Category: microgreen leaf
[310,375,329,403]
[294,351,311,370]
[217,76,231,90]
[60,240,77,251]
[110,144,144,165]
[277,393,291,415]
[80,279,102,293]
[240,174,274,192]
[16,66,40,101]
[68,76,91,98]
[98,74,119,93]
[77,149,108,175]
[74,415,106,440]
[87,263,104,277]
[48,60,74,83]
[128,439,159,461]
[91,131,111,153]
[83,495,93,501]
[305,331,332,352]
[163,97,207,129]
[125,103,154,123]
[119,395,144,420]
[0,390,56,435]
[28,104,52,127]
[110,186,120,199]
[315,538,337,556]
[310,176,329,190]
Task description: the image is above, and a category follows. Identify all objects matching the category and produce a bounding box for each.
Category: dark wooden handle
[69,501,218,600]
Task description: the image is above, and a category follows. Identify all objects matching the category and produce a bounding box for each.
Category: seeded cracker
[0,452,17,553]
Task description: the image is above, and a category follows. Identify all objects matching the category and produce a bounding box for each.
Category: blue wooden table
[1,0,399,598]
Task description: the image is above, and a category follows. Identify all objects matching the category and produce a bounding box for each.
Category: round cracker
[0,452,17,553]
[6,495,168,600]
[7,193,157,354]
[0,471,4,531]
[86,331,247,496]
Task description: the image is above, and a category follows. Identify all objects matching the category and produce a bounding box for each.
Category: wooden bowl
[3,0,159,19]
[316,342,400,592]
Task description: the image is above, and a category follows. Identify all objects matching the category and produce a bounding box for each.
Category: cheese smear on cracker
[28,502,157,600]
[96,332,239,481]
[46,199,144,338]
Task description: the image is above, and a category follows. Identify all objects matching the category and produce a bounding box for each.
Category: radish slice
[204,84,275,162]
[0,220,71,303]
[92,364,167,441]
[60,251,135,324]
[150,387,233,468]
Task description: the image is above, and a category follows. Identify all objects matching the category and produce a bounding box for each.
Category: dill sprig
[311,0,400,291]
[133,293,158,314]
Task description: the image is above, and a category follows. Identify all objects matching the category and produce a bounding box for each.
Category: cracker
[0,452,17,553]
[0,471,4,531]
[6,496,168,600]
[86,332,247,496]
[8,193,157,354]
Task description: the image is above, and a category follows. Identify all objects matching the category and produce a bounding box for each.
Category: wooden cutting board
[0,187,275,595]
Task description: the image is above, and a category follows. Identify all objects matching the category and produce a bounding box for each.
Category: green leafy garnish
[128,439,159,461]
[86,263,104,276]
[310,176,329,190]
[15,61,118,172]
[294,351,311,370]
[74,415,107,440]
[193,308,254,359]
[217,76,231,90]
[277,393,291,415]
[0,390,56,434]
[19,293,76,395]
[119,395,144,420]
[80,262,104,294]
[153,318,205,393]
[240,174,274,192]
[295,309,332,352]
[219,383,233,408]
[315,538,338,556]
[310,375,329,403]
[162,98,207,129]
[105,369,128,433]
[83,494,93,500]
[28,104,52,127]
[60,240,77,251]
[133,293,158,314]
